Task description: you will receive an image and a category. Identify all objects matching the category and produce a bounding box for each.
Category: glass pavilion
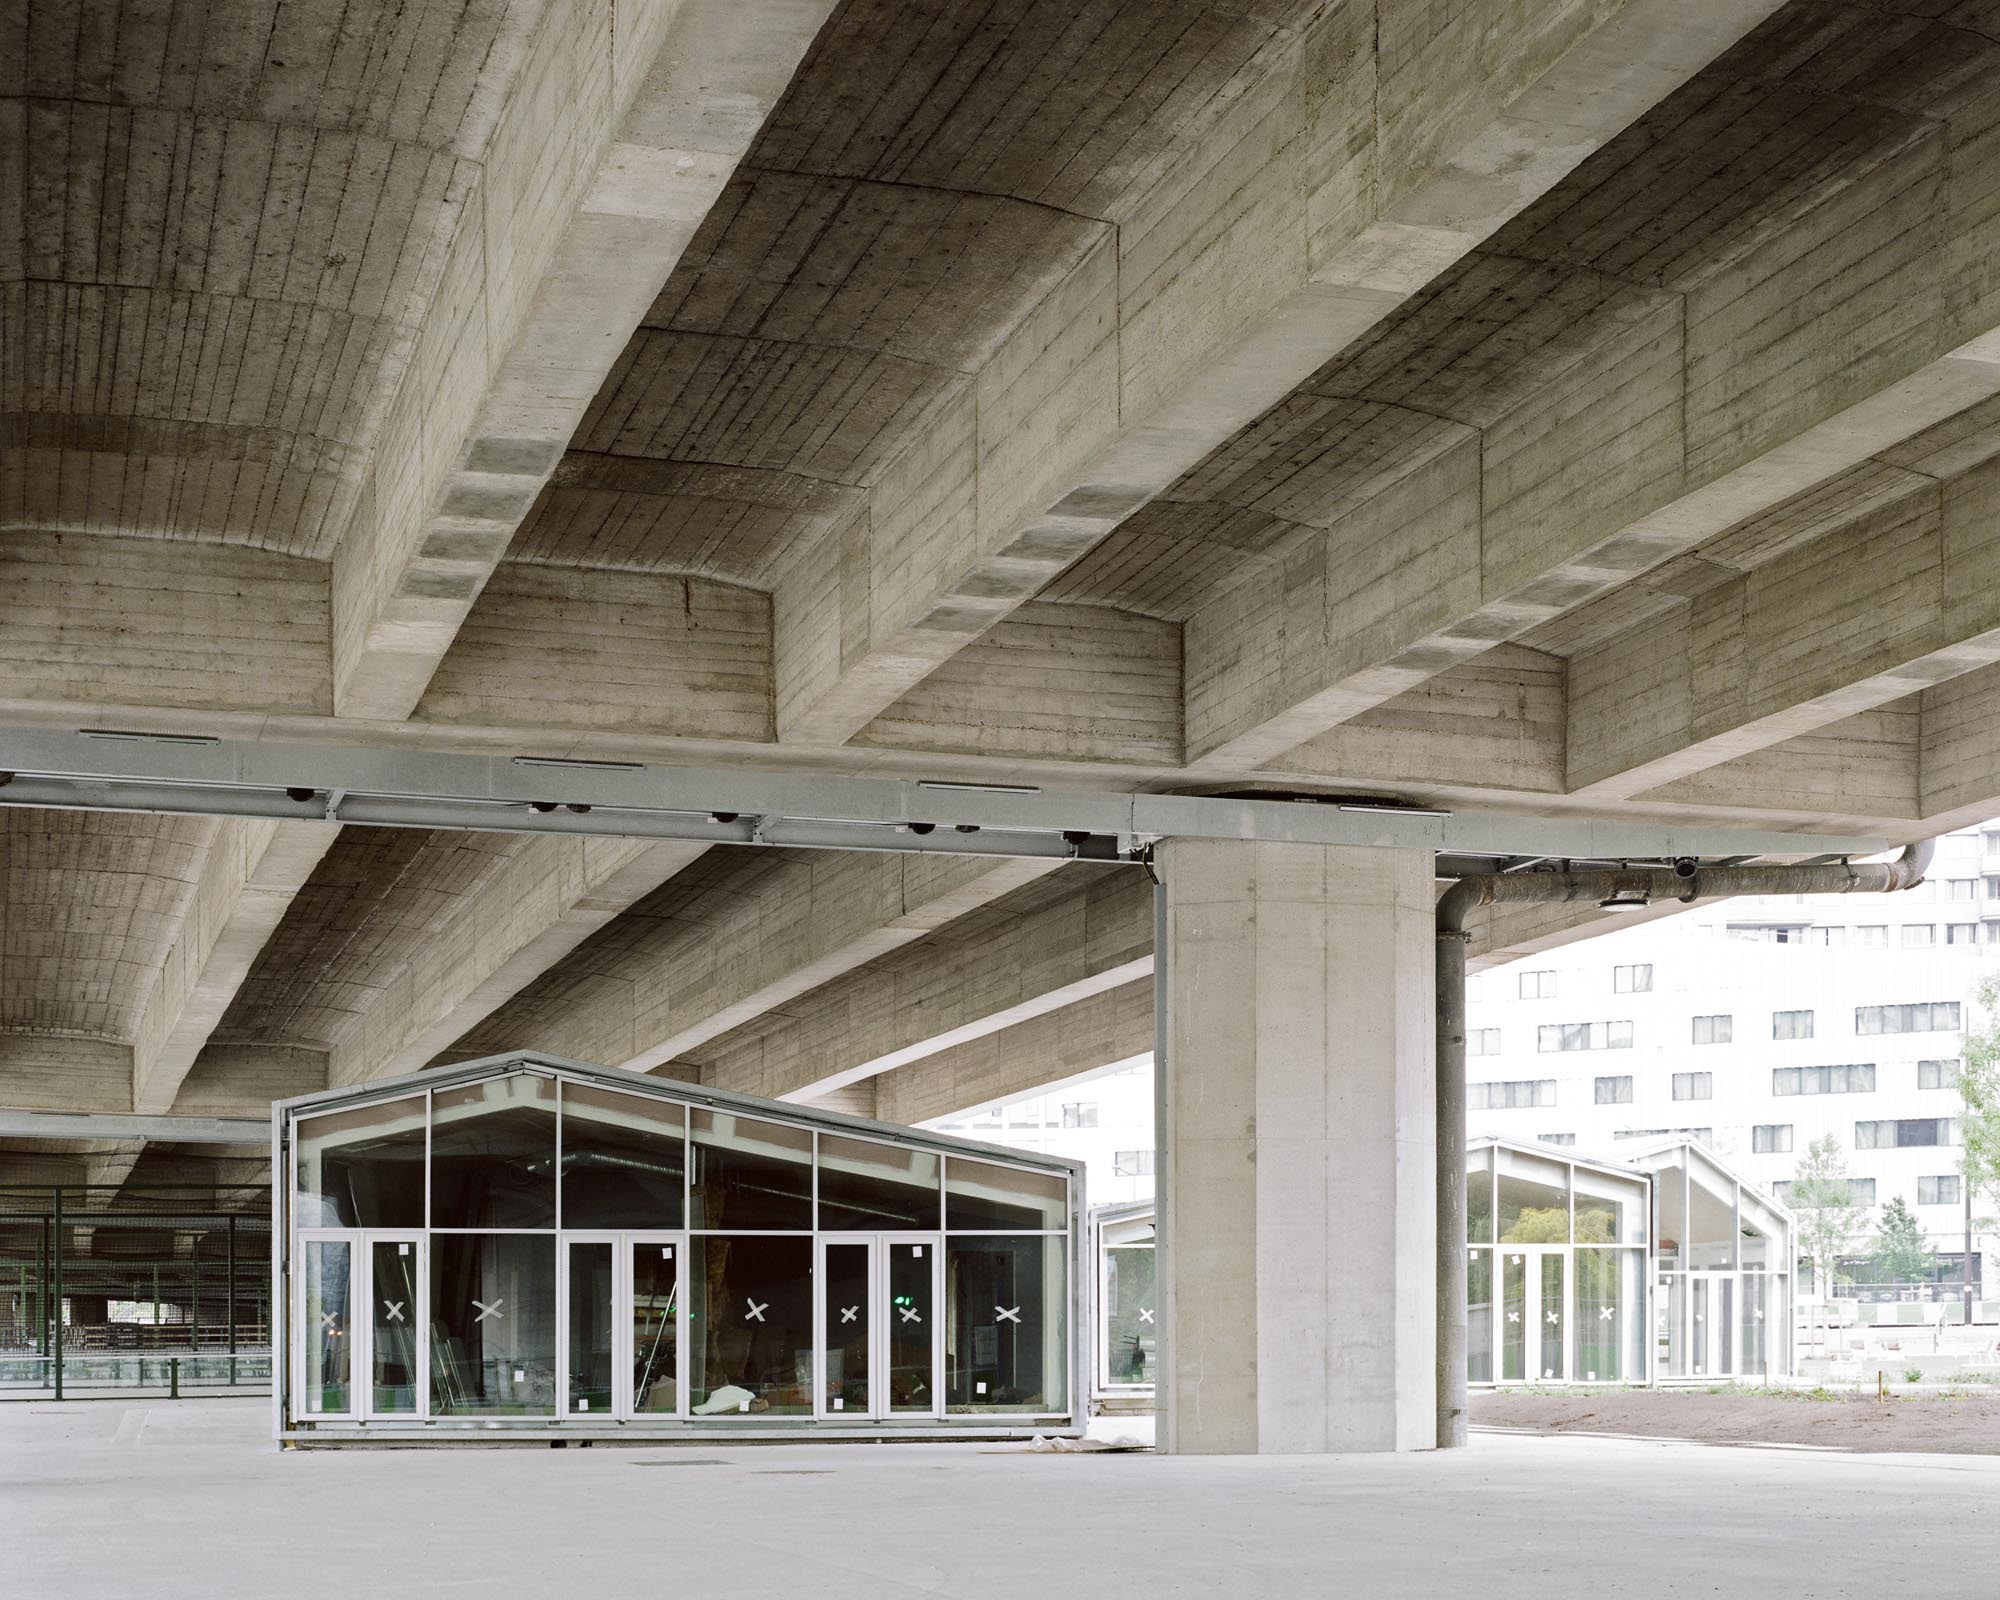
[1083,1136,1794,1407]
[274,1052,1083,1440]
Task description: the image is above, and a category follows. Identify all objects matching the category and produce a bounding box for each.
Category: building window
[1594,1075,1633,1105]
[1672,1072,1713,1102]
[1537,1021,1633,1052]
[1901,925,1936,948]
[1848,1178,1877,1205]
[1614,1127,1712,1145]
[1536,1133,1576,1147]
[1752,1124,1793,1155]
[1061,1103,1098,1129]
[1727,923,1805,943]
[1809,927,1847,948]
[1855,1118,1958,1150]
[1918,1059,1958,1090]
[1770,1180,1793,1203]
[1772,1063,1877,1096]
[1918,1175,1963,1207]
[1855,1002,1961,1035]
[1467,1028,1501,1057]
[1948,922,1979,945]
[1692,1014,1732,1045]
[1113,1150,1154,1177]
[1613,963,1653,994]
[1518,969,1557,1000]
[1858,926,1888,948]
[1771,1009,1813,1041]
[1469,1079,1556,1110]
[1986,875,2000,898]
[1949,878,1978,901]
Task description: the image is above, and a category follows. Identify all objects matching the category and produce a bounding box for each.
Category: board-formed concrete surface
[5,1399,1998,1599]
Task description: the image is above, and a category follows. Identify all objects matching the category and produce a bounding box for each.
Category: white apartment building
[925,1057,1156,1208]
[1465,823,2000,1294]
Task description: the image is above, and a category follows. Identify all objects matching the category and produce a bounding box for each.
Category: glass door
[1501,1250,1528,1381]
[563,1235,616,1418]
[362,1233,423,1418]
[1689,1272,1735,1378]
[627,1235,682,1417]
[298,1234,355,1419]
[884,1236,939,1417]
[820,1237,874,1417]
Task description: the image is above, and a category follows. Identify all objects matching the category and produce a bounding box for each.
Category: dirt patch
[1472,1387,2000,1454]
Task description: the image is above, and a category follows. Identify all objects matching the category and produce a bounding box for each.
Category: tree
[1791,1135,1863,1332]
[1954,973,2000,1313]
[1868,1195,1935,1285]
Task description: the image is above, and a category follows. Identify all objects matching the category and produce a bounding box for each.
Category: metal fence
[0,1182,271,1399]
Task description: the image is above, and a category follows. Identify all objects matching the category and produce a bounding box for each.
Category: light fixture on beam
[1599,888,1651,911]
[1336,800,1453,819]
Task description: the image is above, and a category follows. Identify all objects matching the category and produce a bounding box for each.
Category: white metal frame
[358,1230,425,1422]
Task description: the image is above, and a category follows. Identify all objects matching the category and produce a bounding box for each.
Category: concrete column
[1157,841,1436,1454]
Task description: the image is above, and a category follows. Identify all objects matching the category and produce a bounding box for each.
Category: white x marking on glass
[898,1305,922,1324]
[1598,1307,1614,1322]
[1506,1311,1520,1324]
[1138,1308,1155,1324]
[382,1300,405,1323]
[472,1298,503,1323]
[745,1298,768,1323]
[1546,1311,1560,1326]
[839,1306,858,1324]
[995,1305,1021,1324]
[319,1312,339,1331]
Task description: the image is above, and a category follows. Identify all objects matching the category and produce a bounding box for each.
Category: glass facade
[281,1056,1078,1436]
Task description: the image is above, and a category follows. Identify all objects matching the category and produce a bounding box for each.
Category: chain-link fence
[0,1182,272,1398]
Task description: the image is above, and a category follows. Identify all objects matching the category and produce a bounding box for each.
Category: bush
[1905,1368,1924,1385]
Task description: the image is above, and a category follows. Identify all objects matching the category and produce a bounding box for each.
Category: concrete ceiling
[8,0,2000,1182]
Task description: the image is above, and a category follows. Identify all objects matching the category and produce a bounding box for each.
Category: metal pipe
[1435,917,1469,1449]
[1431,838,1934,1448]
[51,1186,62,1403]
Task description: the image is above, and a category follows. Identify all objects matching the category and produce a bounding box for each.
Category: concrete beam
[333,0,832,721]
[874,980,1153,1129]
[440,851,1070,1073]
[1182,20,2000,771]
[774,0,1782,746]
[682,867,1153,1103]
[0,1111,269,1144]
[1568,446,2000,799]
[340,837,708,1085]
[130,821,339,1115]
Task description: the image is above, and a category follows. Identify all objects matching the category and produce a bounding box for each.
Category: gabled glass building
[273,1052,1083,1441]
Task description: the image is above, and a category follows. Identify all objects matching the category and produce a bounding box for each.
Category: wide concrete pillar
[1156,841,1436,1454]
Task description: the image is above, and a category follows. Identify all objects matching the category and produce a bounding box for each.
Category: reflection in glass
[1538,1254,1564,1380]
[689,1112,812,1230]
[304,1239,351,1413]
[687,1235,811,1414]
[1498,1158,1568,1243]
[430,1074,557,1228]
[430,1233,556,1415]
[1742,1272,1766,1377]
[822,1243,870,1415]
[818,1134,940,1230]
[296,1097,425,1227]
[560,1085,685,1228]
[1501,1253,1526,1382]
[1467,1249,1493,1383]
[1105,1245,1156,1387]
[566,1241,613,1416]
[369,1240,419,1413]
[946,1236,1065,1413]
[888,1241,934,1413]
[631,1241,680,1414]
[945,1157,1067,1230]
[1466,1149,1494,1243]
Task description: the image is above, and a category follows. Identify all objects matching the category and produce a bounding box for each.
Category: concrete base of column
[1157,841,1436,1454]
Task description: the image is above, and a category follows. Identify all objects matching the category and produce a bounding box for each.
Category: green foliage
[1792,1134,1862,1292]
[1955,974,2000,1220]
[1905,1368,1924,1384]
[1499,1205,1568,1243]
[1869,1196,1936,1285]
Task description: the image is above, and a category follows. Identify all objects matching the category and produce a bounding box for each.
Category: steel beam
[0,726,1894,864]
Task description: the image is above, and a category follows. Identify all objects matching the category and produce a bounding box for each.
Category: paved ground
[1475,1385,2000,1453]
[6,1401,1999,1598]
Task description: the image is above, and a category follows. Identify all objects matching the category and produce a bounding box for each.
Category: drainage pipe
[1432,839,1934,1449]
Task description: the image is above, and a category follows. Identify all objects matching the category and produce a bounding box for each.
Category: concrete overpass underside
[7,0,2000,1451]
